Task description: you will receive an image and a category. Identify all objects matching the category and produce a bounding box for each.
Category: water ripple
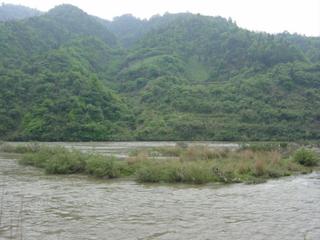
[0,149,319,240]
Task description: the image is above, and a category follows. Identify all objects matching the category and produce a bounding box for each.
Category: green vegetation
[293,148,319,166]
[19,146,125,177]
[0,3,42,21]
[130,145,316,184]
[135,160,214,184]
[4,143,318,184]
[85,155,123,178]
[0,4,320,141]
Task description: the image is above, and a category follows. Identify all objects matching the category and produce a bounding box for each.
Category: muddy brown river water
[0,142,319,240]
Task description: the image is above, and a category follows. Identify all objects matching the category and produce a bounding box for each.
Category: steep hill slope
[0,5,320,141]
[0,5,132,140]
[112,13,320,140]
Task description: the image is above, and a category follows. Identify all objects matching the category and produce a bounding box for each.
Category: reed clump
[135,159,214,184]
[131,144,313,184]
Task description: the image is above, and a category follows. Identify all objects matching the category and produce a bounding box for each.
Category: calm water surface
[0,142,319,240]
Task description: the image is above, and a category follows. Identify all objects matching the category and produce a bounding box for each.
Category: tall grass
[86,155,122,178]
[131,145,313,184]
[14,143,319,185]
[135,159,214,184]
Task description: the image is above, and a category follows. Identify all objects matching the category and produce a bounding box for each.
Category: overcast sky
[2,0,320,36]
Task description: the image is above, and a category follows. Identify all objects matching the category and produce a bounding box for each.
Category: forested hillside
[0,4,319,141]
[0,3,42,21]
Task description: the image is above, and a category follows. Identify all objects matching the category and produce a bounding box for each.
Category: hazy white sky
[2,0,320,36]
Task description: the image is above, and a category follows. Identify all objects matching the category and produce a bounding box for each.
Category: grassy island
[0,142,319,184]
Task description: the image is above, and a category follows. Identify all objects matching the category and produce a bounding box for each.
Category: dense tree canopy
[0,3,41,21]
[0,4,319,141]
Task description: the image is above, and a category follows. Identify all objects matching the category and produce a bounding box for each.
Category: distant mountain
[0,4,319,141]
[0,3,42,21]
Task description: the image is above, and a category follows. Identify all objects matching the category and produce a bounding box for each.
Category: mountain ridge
[0,3,42,21]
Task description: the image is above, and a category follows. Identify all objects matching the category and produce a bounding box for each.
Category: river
[0,142,319,240]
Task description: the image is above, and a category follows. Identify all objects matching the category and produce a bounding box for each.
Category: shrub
[44,150,86,174]
[135,160,214,184]
[19,146,56,167]
[179,162,213,184]
[211,165,240,183]
[135,161,163,183]
[293,148,319,166]
[85,156,121,178]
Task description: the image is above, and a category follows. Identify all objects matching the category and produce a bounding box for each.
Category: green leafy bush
[85,156,121,178]
[44,151,86,174]
[293,148,319,166]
